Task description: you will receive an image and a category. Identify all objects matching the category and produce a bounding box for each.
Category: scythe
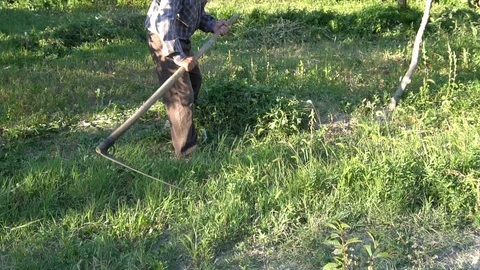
[96,14,239,192]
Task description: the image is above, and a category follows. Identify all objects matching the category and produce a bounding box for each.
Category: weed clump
[197,81,310,137]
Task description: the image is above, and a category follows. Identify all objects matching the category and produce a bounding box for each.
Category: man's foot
[178,144,197,160]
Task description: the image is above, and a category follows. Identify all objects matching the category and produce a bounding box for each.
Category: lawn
[1,0,480,269]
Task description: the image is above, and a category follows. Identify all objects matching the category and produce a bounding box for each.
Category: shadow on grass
[2,5,479,136]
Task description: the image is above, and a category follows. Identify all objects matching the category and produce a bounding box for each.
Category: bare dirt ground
[432,232,480,270]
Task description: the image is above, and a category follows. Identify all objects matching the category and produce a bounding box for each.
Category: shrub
[196,81,309,137]
[16,11,144,56]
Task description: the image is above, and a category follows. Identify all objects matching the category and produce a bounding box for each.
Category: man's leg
[189,65,202,103]
[163,86,198,158]
[147,33,198,158]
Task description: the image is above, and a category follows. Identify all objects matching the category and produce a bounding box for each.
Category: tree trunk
[398,0,408,8]
[389,0,433,110]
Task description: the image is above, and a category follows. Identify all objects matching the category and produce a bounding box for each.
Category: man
[145,0,230,158]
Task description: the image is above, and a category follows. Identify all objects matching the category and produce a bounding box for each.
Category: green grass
[1,0,480,269]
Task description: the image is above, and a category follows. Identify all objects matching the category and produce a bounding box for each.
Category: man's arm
[154,0,186,62]
[199,14,230,36]
[198,2,230,36]
[199,12,217,33]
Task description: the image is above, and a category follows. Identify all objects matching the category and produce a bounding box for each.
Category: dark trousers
[147,32,201,158]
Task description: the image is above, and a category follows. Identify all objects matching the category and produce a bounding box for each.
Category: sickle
[96,14,240,192]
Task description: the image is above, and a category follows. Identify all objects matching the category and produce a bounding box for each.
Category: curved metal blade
[96,149,189,193]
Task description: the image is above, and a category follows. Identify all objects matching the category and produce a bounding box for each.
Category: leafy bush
[430,8,480,34]
[196,80,309,137]
[16,11,144,56]
[347,5,421,37]
[255,96,310,136]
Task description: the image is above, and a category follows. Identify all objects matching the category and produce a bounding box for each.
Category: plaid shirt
[145,0,217,62]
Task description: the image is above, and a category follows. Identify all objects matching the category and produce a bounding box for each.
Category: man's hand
[213,20,230,36]
[179,56,197,72]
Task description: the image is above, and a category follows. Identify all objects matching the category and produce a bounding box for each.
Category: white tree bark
[389,0,433,110]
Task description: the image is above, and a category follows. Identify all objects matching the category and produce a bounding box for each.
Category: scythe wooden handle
[96,13,239,155]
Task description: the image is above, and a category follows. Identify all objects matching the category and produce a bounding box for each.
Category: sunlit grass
[1,0,480,269]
